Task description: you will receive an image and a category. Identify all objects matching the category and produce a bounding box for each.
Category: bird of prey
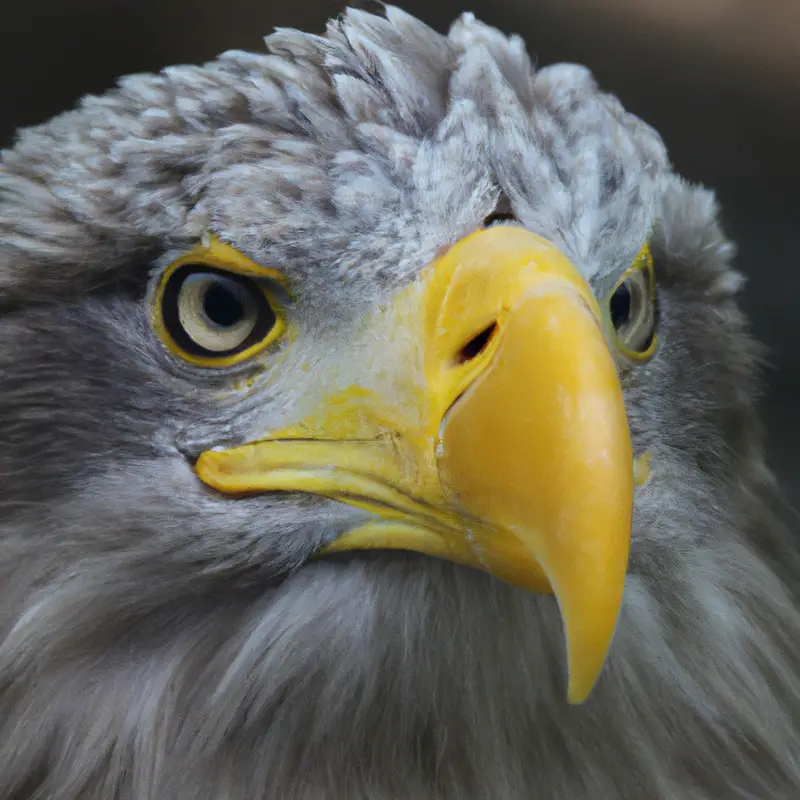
[1,6,799,799]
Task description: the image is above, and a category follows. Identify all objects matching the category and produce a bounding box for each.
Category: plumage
[1,6,799,799]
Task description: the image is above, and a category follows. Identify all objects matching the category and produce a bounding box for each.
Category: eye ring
[152,261,285,368]
[606,244,658,363]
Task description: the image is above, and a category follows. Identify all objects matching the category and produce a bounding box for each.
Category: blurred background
[1,0,798,505]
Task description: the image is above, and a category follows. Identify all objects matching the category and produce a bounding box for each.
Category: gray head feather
[1,6,798,800]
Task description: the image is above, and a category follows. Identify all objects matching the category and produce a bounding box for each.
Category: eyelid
[167,233,288,287]
[612,242,654,293]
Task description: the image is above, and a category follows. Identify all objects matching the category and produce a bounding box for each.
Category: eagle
[1,6,798,799]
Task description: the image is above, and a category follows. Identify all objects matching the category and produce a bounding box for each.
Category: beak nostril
[457,322,498,364]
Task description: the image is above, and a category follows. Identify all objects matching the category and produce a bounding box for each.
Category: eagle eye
[162,265,278,357]
[607,243,658,363]
[152,237,286,367]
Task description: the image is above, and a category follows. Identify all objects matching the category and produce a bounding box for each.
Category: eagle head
[1,7,798,799]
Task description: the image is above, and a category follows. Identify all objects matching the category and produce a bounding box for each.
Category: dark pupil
[203,282,244,328]
[610,282,631,330]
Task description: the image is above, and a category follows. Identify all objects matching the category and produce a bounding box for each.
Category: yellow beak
[196,226,633,704]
